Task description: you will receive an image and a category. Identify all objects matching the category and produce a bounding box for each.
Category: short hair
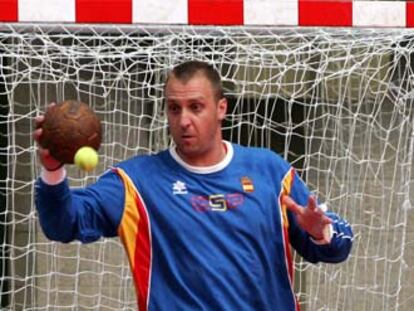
[165,60,224,101]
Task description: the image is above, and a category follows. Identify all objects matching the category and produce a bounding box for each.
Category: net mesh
[1,24,414,310]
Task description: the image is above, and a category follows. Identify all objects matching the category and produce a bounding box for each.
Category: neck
[176,141,227,167]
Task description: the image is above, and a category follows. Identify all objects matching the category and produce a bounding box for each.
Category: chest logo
[241,176,254,193]
[173,180,188,195]
[191,193,244,212]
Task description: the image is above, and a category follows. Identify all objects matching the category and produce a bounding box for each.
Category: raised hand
[34,103,63,171]
[281,194,333,244]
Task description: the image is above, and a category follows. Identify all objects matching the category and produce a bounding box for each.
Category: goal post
[1,24,414,310]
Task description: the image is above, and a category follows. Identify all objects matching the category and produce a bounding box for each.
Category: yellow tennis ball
[74,146,98,171]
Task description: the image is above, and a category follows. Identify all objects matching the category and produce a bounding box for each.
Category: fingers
[34,115,44,128]
[34,103,64,170]
[281,194,303,215]
[38,146,49,158]
[308,196,333,224]
[308,196,318,211]
[33,127,42,143]
[39,148,54,162]
[283,194,333,223]
[34,102,56,139]
[283,194,333,243]
[321,215,333,225]
[38,146,63,170]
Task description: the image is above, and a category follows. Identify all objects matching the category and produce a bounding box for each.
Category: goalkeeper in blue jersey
[34,60,353,311]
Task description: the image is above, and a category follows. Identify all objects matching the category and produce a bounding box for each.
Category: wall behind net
[1,25,414,310]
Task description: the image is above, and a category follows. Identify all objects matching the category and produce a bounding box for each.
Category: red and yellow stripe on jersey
[115,168,152,311]
[280,167,300,311]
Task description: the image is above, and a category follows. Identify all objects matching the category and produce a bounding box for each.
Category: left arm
[283,194,353,263]
[281,170,353,264]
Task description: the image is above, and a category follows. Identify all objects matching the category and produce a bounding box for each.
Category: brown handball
[40,100,102,164]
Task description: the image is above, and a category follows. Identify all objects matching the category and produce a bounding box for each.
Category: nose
[179,110,191,129]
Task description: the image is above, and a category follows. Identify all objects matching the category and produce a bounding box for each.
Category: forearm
[289,211,353,264]
[320,212,353,262]
[35,168,77,242]
[35,167,125,243]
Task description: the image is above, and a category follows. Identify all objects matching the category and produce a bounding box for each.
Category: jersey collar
[169,141,233,174]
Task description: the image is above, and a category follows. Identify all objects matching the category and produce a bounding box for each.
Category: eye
[190,102,203,112]
[167,103,180,114]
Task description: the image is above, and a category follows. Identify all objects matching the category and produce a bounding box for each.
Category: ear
[217,97,227,121]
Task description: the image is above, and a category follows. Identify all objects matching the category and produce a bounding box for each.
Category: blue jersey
[35,142,353,311]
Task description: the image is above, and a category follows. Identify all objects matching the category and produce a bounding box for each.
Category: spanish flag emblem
[241,176,254,193]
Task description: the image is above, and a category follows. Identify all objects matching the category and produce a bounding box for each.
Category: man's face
[165,74,227,165]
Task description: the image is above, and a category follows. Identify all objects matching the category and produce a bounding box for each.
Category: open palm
[282,194,332,244]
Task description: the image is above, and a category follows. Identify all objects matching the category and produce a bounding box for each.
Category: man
[34,60,353,311]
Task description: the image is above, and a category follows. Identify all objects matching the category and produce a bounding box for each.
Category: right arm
[35,167,125,243]
[33,111,125,243]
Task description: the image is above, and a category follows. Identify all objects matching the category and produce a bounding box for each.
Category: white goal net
[1,24,414,310]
